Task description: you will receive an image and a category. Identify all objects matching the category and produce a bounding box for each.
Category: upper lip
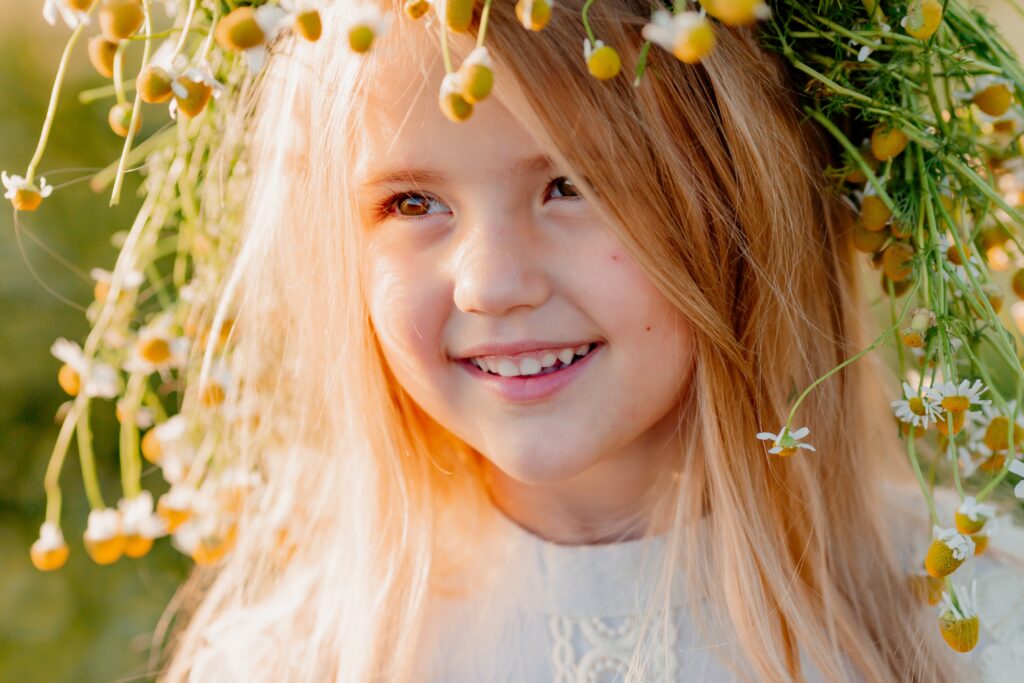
[455,340,600,360]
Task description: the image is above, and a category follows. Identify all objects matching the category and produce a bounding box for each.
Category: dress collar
[480,501,693,616]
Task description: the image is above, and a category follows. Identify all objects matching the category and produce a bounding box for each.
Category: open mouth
[463,342,600,378]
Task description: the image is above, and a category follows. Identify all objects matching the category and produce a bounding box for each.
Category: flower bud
[215,7,266,52]
[294,10,322,41]
[860,194,891,231]
[939,614,979,652]
[587,43,622,81]
[30,523,70,572]
[99,0,145,42]
[58,363,81,396]
[172,76,213,118]
[137,65,173,104]
[447,0,475,32]
[870,125,909,161]
[515,0,551,31]
[87,36,118,79]
[108,101,141,137]
[973,82,1013,118]
[701,0,771,26]
[439,73,473,122]
[882,241,915,282]
[903,0,943,41]
[404,0,432,20]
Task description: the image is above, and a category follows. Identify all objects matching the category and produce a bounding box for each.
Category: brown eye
[548,176,581,199]
[381,192,446,219]
[395,194,432,216]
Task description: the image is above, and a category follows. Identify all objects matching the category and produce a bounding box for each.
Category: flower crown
[10,0,1024,658]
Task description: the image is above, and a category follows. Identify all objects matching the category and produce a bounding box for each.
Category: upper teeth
[471,344,593,377]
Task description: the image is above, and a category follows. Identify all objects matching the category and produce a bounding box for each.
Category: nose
[451,211,552,316]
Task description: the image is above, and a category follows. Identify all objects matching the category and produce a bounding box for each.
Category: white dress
[413,496,1024,683]
[189,490,1024,682]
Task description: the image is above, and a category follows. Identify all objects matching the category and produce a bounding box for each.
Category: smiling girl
[80,0,1023,681]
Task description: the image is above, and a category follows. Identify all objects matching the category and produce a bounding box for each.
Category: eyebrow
[359,153,554,189]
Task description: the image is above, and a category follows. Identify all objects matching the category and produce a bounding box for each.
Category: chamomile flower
[2,172,53,212]
[439,71,473,122]
[584,39,622,80]
[925,379,992,415]
[641,9,716,65]
[701,0,771,26]
[158,485,195,532]
[117,491,168,558]
[141,414,187,465]
[901,0,944,41]
[515,0,554,32]
[892,381,942,429]
[955,75,1015,118]
[954,496,996,534]
[755,425,815,457]
[215,4,290,70]
[924,525,975,577]
[29,521,70,571]
[458,47,494,103]
[42,0,91,30]
[168,60,227,120]
[90,267,144,303]
[50,338,121,399]
[124,314,190,377]
[938,580,980,652]
[83,507,126,565]
[280,0,323,41]
[344,2,391,54]
[974,401,1024,454]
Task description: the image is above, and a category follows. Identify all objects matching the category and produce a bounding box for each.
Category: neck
[480,409,683,545]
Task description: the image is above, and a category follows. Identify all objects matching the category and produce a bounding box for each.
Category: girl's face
[356,51,696,488]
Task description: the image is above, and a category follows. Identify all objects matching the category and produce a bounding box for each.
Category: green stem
[44,403,82,524]
[581,0,597,43]
[25,19,92,184]
[476,0,493,48]
[110,0,155,206]
[76,400,105,510]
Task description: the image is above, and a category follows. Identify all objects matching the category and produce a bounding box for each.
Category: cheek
[596,248,696,408]
[365,253,447,378]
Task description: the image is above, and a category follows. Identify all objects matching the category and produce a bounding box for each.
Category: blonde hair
[160,1,961,680]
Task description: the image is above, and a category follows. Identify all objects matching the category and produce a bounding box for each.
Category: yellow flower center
[941,395,970,413]
[215,7,266,52]
[587,46,622,81]
[58,363,81,397]
[294,10,323,42]
[138,336,172,364]
[348,25,375,53]
[99,0,145,42]
[672,22,717,64]
[908,396,927,416]
[939,615,979,653]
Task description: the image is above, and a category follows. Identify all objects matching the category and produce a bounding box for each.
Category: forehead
[353,26,545,183]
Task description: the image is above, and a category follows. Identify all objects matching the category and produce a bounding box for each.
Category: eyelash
[373,175,582,222]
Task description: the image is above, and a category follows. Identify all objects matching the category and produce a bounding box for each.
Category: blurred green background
[0,3,190,682]
[1,2,1023,682]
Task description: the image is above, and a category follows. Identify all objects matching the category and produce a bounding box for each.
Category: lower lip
[457,344,603,403]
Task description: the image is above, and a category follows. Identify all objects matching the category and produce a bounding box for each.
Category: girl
[104,0,1023,681]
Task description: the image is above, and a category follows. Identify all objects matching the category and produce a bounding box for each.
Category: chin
[488,444,602,485]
